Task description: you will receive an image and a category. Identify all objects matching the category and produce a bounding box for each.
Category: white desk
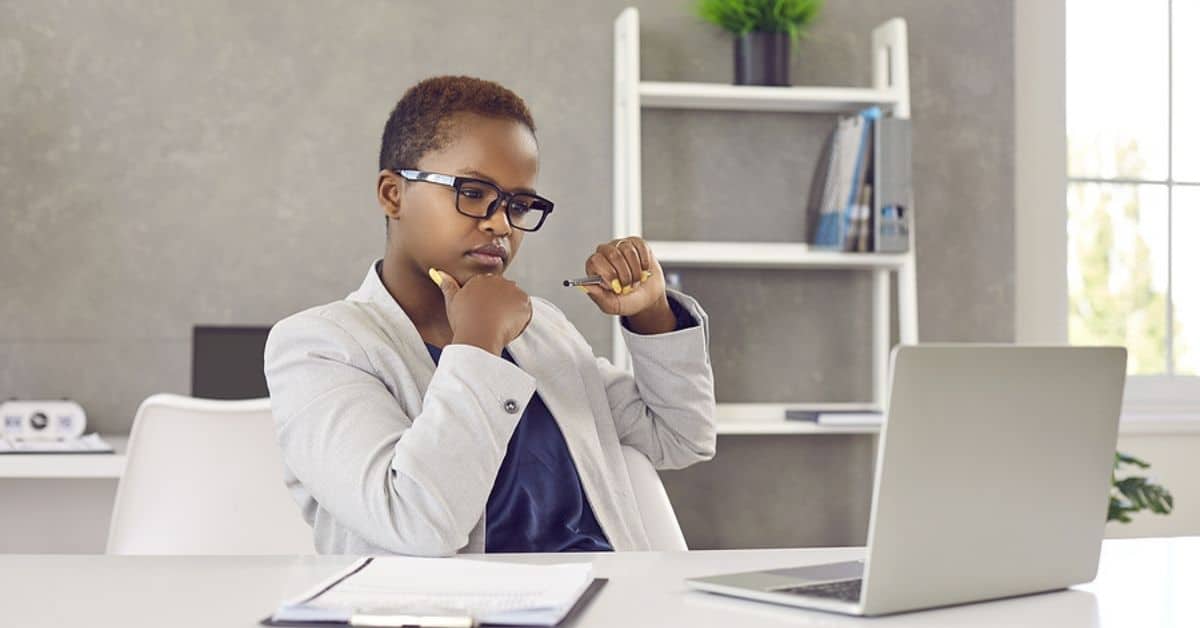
[1,537,1196,627]
[0,435,129,478]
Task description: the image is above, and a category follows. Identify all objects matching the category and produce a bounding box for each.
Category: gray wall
[0,0,1013,549]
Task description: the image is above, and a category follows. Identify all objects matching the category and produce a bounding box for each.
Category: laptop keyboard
[773,578,863,602]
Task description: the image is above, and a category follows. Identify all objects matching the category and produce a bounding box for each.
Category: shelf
[716,402,883,435]
[639,81,901,114]
[648,240,910,270]
[0,435,128,479]
[718,421,881,435]
[713,405,1200,436]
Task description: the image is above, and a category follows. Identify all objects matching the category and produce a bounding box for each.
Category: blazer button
[503,399,520,414]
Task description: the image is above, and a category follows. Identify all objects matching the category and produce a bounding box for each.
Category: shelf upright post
[869,18,916,408]
[612,7,642,368]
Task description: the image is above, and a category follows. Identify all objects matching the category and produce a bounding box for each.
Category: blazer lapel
[350,261,437,403]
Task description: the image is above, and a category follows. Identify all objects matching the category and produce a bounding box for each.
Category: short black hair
[379,75,537,173]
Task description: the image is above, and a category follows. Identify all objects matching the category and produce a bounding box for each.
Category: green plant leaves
[694,0,823,40]
[1108,451,1174,523]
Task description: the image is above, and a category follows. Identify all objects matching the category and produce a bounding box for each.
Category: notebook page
[278,557,593,626]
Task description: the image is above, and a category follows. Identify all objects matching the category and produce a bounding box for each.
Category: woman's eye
[509,200,530,213]
[460,188,483,199]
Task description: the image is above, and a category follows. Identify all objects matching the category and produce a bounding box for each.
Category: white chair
[107,394,313,555]
[621,445,688,551]
[108,394,686,554]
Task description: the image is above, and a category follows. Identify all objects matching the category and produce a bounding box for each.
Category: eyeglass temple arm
[398,170,456,186]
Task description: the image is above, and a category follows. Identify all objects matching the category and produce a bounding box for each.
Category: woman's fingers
[615,239,645,280]
[599,244,635,290]
[624,238,652,279]
[586,254,623,294]
[585,238,655,295]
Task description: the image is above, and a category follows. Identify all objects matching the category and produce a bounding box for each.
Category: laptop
[686,344,1127,617]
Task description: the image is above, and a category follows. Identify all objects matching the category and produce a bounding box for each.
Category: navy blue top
[424,343,613,553]
[423,295,699,553]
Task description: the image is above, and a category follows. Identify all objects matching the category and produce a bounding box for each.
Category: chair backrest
[621,445,688,551]
[107,394,313,555]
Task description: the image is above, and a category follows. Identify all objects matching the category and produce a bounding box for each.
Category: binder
[839,107,877,251]
[873,117,912,253]
[811,116,855,247]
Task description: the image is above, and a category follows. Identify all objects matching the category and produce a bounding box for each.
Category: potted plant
[1109,452,1174,523]
[694,0,824,86]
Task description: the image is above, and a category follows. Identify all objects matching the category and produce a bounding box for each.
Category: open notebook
[266,556,602,627]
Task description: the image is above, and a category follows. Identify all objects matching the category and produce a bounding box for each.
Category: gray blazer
[263,261,716,555]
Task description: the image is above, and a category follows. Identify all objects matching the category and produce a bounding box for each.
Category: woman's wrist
[451,331,505,356]
[624,296,675,335]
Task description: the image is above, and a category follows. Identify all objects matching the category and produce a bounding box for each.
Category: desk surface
[1,537,1196,627]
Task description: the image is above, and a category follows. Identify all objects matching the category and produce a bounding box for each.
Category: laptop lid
[859,345,1126,616]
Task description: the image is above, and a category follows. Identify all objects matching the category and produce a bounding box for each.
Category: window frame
[1016,0,1200,417]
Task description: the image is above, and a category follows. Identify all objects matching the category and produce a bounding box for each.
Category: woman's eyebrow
[461,169,537,195]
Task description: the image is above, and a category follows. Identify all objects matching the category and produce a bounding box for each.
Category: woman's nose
[480,200,513,235]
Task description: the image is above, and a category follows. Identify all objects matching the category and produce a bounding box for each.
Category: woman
[264,75,716,555]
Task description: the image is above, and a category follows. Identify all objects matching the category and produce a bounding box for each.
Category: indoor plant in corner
[694,0,823,86]
[1109,452,1174,524]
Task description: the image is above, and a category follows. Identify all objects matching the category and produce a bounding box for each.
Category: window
[1067,0,1199,389]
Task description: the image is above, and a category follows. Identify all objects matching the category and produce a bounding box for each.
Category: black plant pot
[734,31,790,86]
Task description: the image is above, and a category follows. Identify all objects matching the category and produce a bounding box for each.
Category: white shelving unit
[612,7,918,430]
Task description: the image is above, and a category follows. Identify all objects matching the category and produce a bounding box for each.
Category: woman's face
[391,112,540,286]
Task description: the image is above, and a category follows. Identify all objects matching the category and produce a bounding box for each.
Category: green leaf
[694,0,824,40]
[1115,451,1150,469]
[1107,451,1175,523]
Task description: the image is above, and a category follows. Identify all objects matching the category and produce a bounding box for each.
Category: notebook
[0,433,114,454]
[265,556,603,627]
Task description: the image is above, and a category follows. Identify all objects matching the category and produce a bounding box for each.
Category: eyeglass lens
[456,180,549,230]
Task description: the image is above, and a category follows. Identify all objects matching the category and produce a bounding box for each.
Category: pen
[562,271,652,288]
[562,276,606,287]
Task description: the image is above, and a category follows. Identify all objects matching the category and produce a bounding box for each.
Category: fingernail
[622,285,633,294]
[576,286,589,294]
[428,268,443,286]
[610,279,622,293]
[641,270,651,282]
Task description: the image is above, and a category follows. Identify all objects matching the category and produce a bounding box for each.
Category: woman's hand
[430,269,532,355]
[578,238,674,332]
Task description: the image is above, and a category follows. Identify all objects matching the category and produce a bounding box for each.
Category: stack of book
[785,409,884,426]
[810,107,911,253]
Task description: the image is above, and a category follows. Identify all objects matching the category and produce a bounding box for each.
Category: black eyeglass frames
[395,169,555,232]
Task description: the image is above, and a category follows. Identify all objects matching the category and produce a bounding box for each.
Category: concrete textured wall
[0,0,1013,550]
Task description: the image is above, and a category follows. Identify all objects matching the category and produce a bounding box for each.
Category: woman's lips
[466,251,504,267]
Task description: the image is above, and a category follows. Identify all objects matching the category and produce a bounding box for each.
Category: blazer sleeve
[263,312,536,557]
[598,289,717,470]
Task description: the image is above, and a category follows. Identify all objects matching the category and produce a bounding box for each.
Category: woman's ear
[377,170,403,221]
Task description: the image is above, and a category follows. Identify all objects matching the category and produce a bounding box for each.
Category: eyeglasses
[395,169,555,232]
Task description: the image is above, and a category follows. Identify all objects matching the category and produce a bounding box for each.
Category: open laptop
[686,344,1127,617]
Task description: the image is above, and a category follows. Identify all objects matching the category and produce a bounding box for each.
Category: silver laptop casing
[687,344,1127,616]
